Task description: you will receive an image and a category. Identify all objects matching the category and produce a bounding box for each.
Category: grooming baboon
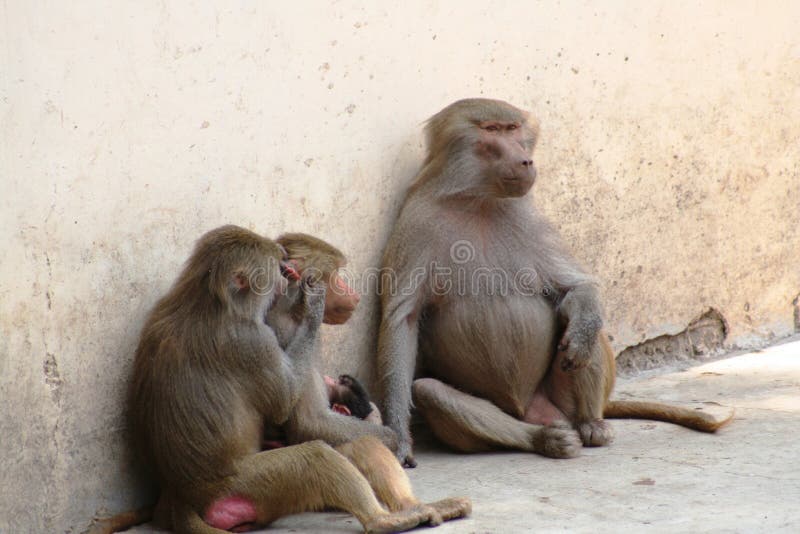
[247,231,468,527]
[278,232,360,325]
[263,233,394,448]
[124,225,469,534]
[278,235,381,420]
[89,231,437,533]
[377,98,732,467]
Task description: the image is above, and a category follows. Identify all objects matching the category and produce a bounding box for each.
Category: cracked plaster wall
[1,2,799,531]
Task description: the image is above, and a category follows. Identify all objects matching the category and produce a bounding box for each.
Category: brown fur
[256,231,470,530]
[278,232,359,325]
[124,225,456,533]
[604,400,733,432]
[264,234,395,449]
[98,228,469,533]
[265,234,470,528]
[82,507,153,534]
[378,98,732,467]
[278,232,346,282]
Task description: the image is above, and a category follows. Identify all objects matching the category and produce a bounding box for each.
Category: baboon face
[274,233,358,325]
[422,98,539,200]
[472,118,537,198]
[323,273,360,325]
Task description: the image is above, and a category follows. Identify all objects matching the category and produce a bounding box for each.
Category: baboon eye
[485,124,500,132]
[507,124,518,131]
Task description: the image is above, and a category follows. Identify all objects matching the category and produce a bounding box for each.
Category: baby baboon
[327,374,383,424]
[262,374,383,450]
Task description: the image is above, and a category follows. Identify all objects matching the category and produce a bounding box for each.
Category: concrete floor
[132,339,800,533]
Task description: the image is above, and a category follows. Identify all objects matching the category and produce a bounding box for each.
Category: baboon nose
[521,159,534,167]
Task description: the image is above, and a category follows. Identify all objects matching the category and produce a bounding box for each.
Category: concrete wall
[1,1,798,531]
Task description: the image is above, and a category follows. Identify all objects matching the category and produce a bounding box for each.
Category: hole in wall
[616,308,728,376]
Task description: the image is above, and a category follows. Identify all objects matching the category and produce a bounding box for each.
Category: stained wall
[1,2,798,530]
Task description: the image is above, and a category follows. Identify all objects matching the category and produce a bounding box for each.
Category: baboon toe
[413,504,443,526]
[534,422,582,458]
[427,496,472,521]
[364,504,444,534]
[578,419,614,447]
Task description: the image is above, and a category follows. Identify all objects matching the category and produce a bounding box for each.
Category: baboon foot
[426,496,472,522]
[364,504,443,534]
[577,419,614,447]
[532,422,582,458]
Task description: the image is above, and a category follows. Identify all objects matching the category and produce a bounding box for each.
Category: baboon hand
[395,438,417,468]
[299,275,326,327]
[557,335,591,371]
[558,315,601,371]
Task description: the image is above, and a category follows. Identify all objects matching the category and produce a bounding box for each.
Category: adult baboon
[377,98,731,467]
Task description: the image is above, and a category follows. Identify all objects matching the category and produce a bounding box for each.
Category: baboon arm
[291,406,399,452]
[240,325,316,422]
[378,293,422,464]
[557,283,603,321]
[281,333,318,409]
[286,374,398,450]
[555,284,604,341]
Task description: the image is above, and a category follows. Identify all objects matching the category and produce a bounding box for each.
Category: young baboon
[278,232,360,325]
[326,374,383,424]
[263,232,394,448]
[377,98,732,467]
[262,374,383,451]
[124,225,469,533]
[257,231,469,529]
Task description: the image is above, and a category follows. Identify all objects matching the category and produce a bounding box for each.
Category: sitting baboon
[377,98,732,467]
[264,232,395,447]
[124,225,469,533]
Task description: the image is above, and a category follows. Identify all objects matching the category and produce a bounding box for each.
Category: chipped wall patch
[616,309,728,375]
[43,352,63,403]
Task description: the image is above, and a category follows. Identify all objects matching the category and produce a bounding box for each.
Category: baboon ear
[233,271,250,290]
[331,403,352,416]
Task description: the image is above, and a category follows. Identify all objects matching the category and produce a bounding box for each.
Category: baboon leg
[336,436,471,523]
[336,436,420,512]
[223,441,436,534]
[412,378,581,459]
[547,334,616,447]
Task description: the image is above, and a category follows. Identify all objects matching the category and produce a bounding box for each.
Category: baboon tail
[82,506,153,534]
[604,400,733,433]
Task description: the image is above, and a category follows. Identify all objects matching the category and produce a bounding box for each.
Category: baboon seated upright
[377,98,732,468]
[127,225,470,533]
